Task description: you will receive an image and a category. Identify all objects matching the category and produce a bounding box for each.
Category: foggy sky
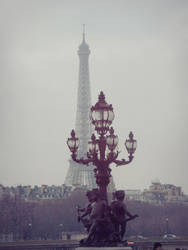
[0,0,188,193]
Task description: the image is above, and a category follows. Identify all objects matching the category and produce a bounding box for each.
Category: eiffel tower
[64,29,115,192]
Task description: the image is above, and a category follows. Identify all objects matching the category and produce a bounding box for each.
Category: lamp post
[59,224,63,240]
[67,91,137,201]
[166,218,169,234]
[28,223,32,240]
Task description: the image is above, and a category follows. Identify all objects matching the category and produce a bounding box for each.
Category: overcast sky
[0,0,188,193]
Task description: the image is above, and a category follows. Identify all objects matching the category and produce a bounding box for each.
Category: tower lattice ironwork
[65,30,115,191]
[64,30,96,189]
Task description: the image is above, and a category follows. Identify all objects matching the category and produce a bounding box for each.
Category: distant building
[0,180,186,204]
[143,181,185,204]
[163,184,184,202]
[0,185,4,199]
[125,189,143,201]
[0,184,74,200]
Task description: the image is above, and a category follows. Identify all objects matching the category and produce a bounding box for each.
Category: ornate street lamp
[90,91,114,135]
[67,130,79,153]
[67,91,137,201]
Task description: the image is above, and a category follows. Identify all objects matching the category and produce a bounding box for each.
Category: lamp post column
[166,218,169,234]
[95,161,111,201]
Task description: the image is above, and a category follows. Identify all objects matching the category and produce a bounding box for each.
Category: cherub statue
[110,190,138,240]
[85,189,107,243]
[77,190,95,232]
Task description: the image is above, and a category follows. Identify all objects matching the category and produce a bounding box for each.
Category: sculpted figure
[79,189,138,245]
[85,189,107,243]
[77,190,94,232]
[78,189,109,244]
[110,190,138,240]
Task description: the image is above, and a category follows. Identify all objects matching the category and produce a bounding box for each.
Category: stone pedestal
[77,247,132,250]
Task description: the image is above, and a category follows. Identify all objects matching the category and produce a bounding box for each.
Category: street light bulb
[90,91,114,135]
[67,130,79,153]
[106,127,118,151]
[125,132,137,154]
[88,134,99,154]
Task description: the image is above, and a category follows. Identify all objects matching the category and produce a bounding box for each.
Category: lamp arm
[113,154,134,167]
[72,153,94,165]
[107,150,119,163]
